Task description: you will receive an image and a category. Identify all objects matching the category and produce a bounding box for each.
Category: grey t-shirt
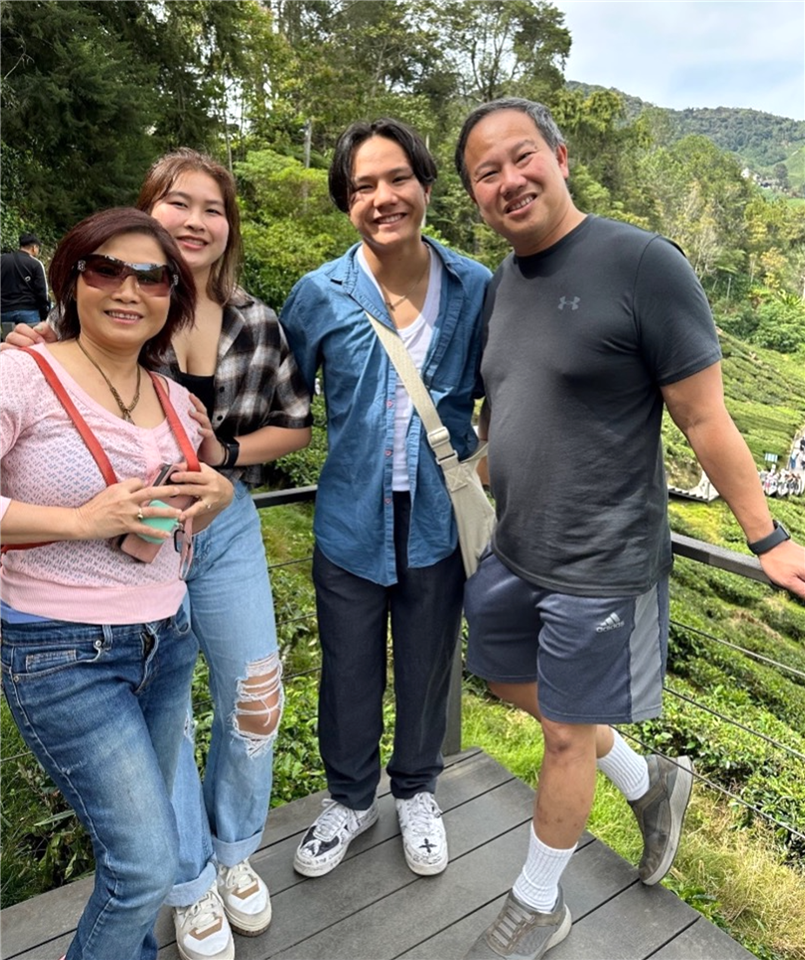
[482,215,722,596]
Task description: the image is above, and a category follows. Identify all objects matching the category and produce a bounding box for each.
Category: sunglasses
[76,254,178,297]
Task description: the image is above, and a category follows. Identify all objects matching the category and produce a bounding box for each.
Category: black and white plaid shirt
[162,287,312,488]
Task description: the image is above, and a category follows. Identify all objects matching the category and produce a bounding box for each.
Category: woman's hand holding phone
[166,463,234,532]
[73,476,184,543]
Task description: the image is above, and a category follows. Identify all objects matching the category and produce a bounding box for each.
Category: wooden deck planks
[1,749,755,960]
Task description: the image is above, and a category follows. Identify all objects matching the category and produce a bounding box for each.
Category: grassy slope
[784,144,805,190]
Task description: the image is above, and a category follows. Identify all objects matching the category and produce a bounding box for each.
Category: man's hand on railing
[759,539,805,600]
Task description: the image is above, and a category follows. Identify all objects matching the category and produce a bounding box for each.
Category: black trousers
[312,493,465,810]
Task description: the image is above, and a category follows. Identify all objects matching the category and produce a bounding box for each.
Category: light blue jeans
[1,602,196,960]
[165,481,282,907]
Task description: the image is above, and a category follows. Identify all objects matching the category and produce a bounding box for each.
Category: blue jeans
[313,492,466,810]
[1,602,196,960]
[1,308,40,341]
[166,481,282,907]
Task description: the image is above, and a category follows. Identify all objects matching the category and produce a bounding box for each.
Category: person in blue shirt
[281,118,490,880]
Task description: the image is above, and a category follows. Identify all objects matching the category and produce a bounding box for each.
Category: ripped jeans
[165,481,283,907]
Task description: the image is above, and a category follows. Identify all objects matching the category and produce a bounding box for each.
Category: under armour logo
[420,839,436,853]
[558,296,580,310]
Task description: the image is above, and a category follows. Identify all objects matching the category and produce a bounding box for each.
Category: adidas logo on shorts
[595,612,625,633]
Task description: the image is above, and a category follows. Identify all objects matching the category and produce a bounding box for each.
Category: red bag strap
[3,351,202,556]
[149,373,200,472]
[3,348,118,554]
[21,347,118,485]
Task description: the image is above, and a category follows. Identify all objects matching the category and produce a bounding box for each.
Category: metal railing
[251,488,804,847]
[3,487,802,848]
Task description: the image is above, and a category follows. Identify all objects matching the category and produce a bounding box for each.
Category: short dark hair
[19,232,40,248]
[48,208,196,368]
[137,148,242,306]
[454,98,566,194]
[329,118,437,213]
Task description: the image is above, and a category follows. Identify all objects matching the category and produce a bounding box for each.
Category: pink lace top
[0,345,202,624]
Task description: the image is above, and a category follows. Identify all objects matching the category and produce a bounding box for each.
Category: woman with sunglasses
[12,151,313,958]
[0,208,234,960]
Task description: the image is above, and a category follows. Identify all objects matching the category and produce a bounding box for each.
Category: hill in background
[566,81,805,194]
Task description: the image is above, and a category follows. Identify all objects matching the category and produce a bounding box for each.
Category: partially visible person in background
[1,232,50,339]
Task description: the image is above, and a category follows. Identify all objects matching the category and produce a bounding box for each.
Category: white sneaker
[217,859,272,936]
[293,798,379,877]
[173,884,234,960]
[396,792,448,876]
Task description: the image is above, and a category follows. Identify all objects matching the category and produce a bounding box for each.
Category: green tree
[637,136,754,280]
[552,87,652,224]
[253,1,444,156]
[235,148,357,307]
[744,194,805,296]
[1,0,162,236]
[0,0,274,238]
[0,144,30,252]
[424,0,570,105]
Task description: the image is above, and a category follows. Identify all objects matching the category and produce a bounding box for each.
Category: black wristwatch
[218,438,240,470]
[747,520,790,555]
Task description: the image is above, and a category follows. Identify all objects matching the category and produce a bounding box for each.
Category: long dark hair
[48,208,196,368]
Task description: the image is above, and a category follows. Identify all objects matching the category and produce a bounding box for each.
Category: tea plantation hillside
[650,329,805,864]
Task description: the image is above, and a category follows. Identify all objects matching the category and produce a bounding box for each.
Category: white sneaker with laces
[217,858,272,936]
[293,798,379,877]
[396,791,449,875]
[173,884,234,960]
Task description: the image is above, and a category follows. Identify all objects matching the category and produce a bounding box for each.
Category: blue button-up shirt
[281,238,491,585]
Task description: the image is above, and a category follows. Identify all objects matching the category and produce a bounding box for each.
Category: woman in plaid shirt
[19,150,312,960]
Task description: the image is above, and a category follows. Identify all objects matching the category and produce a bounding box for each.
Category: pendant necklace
[381,251,430,312]
[76,338,142,423]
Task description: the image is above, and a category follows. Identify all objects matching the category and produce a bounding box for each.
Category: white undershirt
[359,245,443,490]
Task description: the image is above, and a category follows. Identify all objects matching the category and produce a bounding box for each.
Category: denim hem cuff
[163,861,217,908]
[212,827,263,869]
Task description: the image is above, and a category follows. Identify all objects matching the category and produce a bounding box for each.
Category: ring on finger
[137,508,144,521]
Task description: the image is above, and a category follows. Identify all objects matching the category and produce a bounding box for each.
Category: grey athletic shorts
[464,551,669,725]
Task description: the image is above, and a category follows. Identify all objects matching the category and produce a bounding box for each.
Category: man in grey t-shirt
[454,98,805,960]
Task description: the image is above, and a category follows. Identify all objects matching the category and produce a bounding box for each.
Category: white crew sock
[511,825,576,913]
[596,729,650,801]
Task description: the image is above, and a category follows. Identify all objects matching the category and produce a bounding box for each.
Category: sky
[551,1,805,120]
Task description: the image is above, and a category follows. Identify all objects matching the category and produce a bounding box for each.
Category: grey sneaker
[293,798,379,877]
[463,887,571,959]
[628,754,694,885]
[396,791,448,875]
